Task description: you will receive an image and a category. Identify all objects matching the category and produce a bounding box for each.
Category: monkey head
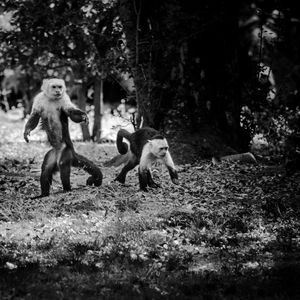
[148,137,169,158]
[41,78,66,100]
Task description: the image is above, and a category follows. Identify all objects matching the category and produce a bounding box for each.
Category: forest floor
[0,109,300,299]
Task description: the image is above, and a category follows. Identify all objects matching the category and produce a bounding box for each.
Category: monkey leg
[147,170,160,188]
[115,156,138,184]
[58,147,73,192]
[40,149,58,197]
[72,153,103,187]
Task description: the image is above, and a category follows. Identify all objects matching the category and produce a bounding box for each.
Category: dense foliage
[119,0,300,155]
[0,0,125,77]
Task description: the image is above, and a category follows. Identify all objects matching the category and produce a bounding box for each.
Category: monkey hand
[82,113,89,125]
[24,129,31,143]
[68,109,89,124]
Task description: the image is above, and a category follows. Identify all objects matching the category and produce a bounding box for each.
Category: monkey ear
[148,140,154,149]
[41,79,49,92]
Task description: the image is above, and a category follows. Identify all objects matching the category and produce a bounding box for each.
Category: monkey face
[149,138,169,158]
[41,78,66,100]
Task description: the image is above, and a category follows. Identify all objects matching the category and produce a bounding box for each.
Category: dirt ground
[0,108,300,299]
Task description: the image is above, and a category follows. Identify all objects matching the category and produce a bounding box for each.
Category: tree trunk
[92,75,104,142]
[119,0,155,128]
[119,0,250,155]
[77,82,91,141]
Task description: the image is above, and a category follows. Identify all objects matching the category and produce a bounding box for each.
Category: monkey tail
[103,151,131,167]
[72,152,103,186]
[116,129,132,155]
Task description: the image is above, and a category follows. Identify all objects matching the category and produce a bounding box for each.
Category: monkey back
[130,127,160,158]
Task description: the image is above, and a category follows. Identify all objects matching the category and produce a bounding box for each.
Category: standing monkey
[112,127,179,191]
[24,78,102,197]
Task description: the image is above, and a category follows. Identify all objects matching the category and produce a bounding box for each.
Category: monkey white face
[41,78,66,100]
[148,138,169,158]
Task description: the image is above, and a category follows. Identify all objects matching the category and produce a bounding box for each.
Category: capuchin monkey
[113,127,179,191]
[24,78,103,198]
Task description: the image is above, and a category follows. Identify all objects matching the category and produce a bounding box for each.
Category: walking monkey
[113,127,179,191]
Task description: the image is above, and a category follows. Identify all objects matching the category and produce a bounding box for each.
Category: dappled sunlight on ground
[1,108,300,299]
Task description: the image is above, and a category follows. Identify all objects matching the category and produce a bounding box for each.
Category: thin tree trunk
[77,82,91,141]
[92,75,103,142]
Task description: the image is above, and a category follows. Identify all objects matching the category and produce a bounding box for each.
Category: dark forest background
[0,0,299,163]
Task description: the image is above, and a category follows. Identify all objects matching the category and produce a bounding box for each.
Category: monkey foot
[114,177,125,184]
[31,194,48,199]
[148,183,161,188]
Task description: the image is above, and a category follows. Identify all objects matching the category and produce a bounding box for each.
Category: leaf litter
[0,109,300,298]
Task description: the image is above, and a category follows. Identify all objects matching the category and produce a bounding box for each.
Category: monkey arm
[24,112,40,142]
[138,167,149,191]
[60,111,74,149]
[138,149,153,191]
[164,152,179,184]
[60,93,88,124]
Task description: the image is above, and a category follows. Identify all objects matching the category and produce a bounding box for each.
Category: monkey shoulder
[139,143,158,169]
[60,92,71,103]
[130,128,159,155]
[31,92,48,112]
[59,93,76,110]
